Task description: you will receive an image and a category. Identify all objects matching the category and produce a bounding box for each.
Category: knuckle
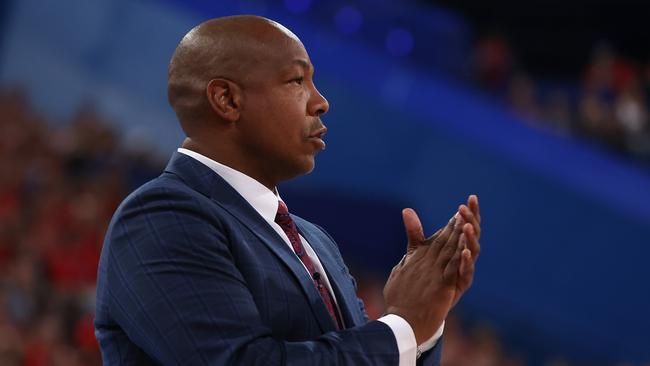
[448,216,457,226]
[435,236,447,248]
[443,270,457,285]
[440,244,456,259]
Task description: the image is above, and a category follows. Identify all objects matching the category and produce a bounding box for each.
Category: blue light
[284,0,312,14]
[334,6,363,34]
[237,0,268,15]
[385,29,414,57]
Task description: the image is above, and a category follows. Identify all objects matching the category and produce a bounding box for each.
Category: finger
[468,195,480,224]
[459,205,481,240]
[457,246,475,291]
[423,212,456,246]
[423,227,443,246]
[463,223,481,261]
[442,235,464,285]
[402,208,424,253]
[398,254,407,267]
[427,212,462,259]
[434,215,464,269]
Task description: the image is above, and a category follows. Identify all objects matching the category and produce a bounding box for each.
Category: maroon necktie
[275,201,343,329]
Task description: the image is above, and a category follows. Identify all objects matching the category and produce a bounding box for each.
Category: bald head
[167,15,303,135]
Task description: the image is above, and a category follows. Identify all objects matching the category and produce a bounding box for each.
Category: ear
[206,78,242,122]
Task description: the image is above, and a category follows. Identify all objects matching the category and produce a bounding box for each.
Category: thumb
[402,208,424,253]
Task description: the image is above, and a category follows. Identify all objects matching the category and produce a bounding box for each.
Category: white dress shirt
[178,148,443,365]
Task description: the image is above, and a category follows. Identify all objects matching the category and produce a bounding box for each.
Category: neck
[181,137,278,191]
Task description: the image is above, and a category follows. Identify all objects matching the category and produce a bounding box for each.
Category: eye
[291,76,304,85]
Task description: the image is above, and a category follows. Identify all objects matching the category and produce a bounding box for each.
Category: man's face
[235,32,329,183]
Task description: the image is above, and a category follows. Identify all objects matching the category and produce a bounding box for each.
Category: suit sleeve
[418,339,443,366]
[98,186,400,366]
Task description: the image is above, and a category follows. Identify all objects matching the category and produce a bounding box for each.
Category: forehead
[267,19,302,45]
[254,21,311,68]
[236,20,312,86]
[267,36,310,69]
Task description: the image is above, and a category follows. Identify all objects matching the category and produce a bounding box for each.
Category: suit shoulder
[128,171,200,199]
[118,172,207,209]
[108,172,223,234]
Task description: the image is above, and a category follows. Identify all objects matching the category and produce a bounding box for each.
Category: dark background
[428,0,650,77]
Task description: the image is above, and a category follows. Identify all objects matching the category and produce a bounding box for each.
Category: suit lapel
[164,152,337,333]
[294,222,365,328]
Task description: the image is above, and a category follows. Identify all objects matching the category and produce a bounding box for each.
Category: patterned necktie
[274,201,343,329]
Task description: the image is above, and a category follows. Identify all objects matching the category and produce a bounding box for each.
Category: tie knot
[275,201,291,225]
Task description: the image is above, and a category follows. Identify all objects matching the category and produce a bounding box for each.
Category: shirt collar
[177,148,280,222]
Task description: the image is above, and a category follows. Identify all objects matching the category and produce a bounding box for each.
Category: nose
[309,84,329,117]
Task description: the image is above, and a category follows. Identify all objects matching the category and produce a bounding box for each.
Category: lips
[308,126,327,150]
[308,126,327,139]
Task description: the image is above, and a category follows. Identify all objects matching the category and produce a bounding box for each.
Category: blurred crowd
[0,87,646,365]
[474,35,650,164]
[0,88,159,366]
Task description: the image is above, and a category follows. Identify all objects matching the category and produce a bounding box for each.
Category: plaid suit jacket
[95,152,442,365]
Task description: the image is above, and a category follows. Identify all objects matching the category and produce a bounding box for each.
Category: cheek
[251,93,292,120]
[244,89,309,144]
[272,102,308,136]
[276,87,308,114]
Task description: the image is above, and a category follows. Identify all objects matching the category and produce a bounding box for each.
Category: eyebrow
[292,59,311,70]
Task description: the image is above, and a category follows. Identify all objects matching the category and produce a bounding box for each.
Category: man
[95,15,481,365]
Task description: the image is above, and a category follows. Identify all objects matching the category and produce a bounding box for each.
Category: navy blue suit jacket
[95,152,442,365]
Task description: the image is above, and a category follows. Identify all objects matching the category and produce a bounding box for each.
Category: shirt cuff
[378,315,445,365]
[378,314,417,366]
[418,321,445,352]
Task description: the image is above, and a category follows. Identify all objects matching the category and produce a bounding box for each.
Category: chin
[277,157,315,182]
[295,160,315,177]
[293,157,316,177]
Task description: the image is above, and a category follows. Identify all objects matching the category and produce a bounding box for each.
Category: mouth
[308,126,327,139]
[308,126,327,149]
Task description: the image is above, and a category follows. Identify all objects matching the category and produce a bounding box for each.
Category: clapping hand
[383,195,481,344]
